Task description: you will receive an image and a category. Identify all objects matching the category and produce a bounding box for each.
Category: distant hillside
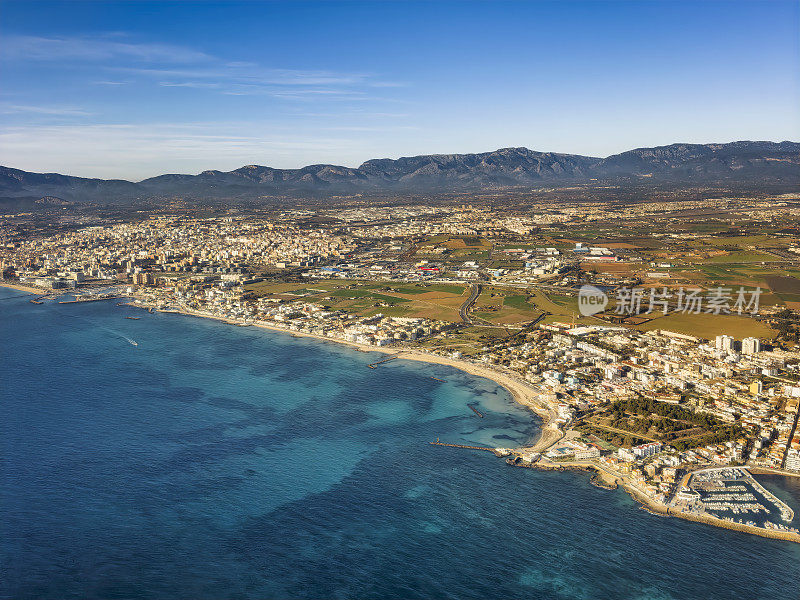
[1,141,798,204]
[0,166,141,202]
[594,141,800,183]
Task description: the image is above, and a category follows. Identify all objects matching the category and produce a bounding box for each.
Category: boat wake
[53,306,141,348]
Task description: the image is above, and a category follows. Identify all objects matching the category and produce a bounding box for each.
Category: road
[781,399,800,470]
[459,283,481,323]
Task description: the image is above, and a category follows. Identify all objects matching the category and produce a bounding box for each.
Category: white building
[632,442,663,458]
[715,335,735,352]
[786,449,800,472]
[742,337,761,355]
[575,446,601,460]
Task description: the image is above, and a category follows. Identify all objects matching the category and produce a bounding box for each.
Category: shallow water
[2,288,799,599]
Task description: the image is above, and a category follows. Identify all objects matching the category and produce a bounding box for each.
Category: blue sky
[1,0,798,180]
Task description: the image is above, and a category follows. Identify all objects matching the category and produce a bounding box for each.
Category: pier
[429,441,499,454]
[367,355,398,369]
[467,403,484,418]
[58,295,120,304]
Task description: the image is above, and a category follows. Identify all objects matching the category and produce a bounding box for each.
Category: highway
[459,283,481,323]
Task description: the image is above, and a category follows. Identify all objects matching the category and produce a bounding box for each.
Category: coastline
[125,301,800,544]
[151,304,557,443]
[750,466,800,480]
[525,459,800,544]
[0,281,42,294]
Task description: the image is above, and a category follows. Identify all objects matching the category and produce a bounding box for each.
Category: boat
[125,316,140,320]
[30,299,43,304]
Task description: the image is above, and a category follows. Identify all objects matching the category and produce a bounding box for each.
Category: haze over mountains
[1,141,798,206]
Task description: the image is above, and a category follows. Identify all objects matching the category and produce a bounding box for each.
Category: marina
[672,467,799,535]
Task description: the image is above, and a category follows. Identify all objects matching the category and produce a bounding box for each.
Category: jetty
[429,441,499,455]
[368,355,398,369]
[467,403,484,418]
[59,295,120,304]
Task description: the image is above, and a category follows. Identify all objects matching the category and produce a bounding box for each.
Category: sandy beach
[144,303,557,444]
[749,466,800,480]
[248,322,558,440]
[0,281,44,294]
[120,301,800,544]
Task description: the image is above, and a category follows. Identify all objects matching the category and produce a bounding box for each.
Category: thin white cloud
[324,125,420,132]
[368,81,409,88]
[159,81,221,89]
[0,122,375,179]
[116,66,371,87]
[287,111,410,119]
[2,35,212,63]
[3,34,402,110]
[0,104,93,116]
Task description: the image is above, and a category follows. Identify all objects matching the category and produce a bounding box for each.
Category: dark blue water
[2,287,799,600]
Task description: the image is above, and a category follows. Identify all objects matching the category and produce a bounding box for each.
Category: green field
[703,251,775,264]
[330,289,412,303]
[391,284,465,295]
[635,312,776,339]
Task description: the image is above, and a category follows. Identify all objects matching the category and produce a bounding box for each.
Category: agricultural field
[702,250,776,264]
[470,286,606,326]
[244,279,468,321]
[634,312,776,340]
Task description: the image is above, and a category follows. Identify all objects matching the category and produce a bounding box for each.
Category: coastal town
[4,1,799,597]
[3,198,800,542]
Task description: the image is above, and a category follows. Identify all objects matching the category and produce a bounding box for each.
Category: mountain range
[1,141,798,205]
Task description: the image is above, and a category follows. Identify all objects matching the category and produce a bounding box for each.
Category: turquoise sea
[2,287,799,600]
